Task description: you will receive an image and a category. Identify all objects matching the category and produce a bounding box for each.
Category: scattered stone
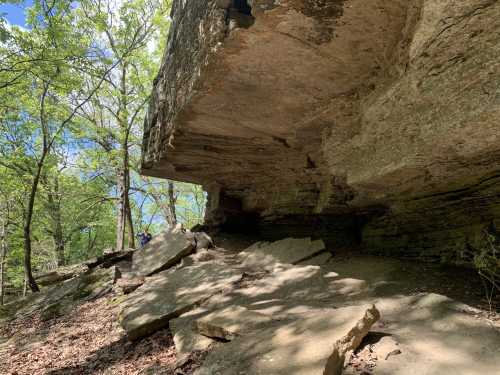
[115,277,145,294]
[191,249,217,263]
[119,262,242,340]
[72,266,117,301]
[189,231,214,250]
[385,348,402,360]
[85,250,133,269]
[40,298,74,321]
[1,266,117,323]
[240,237,326,271]
[371,335,401,362]
[131,225,196,277]
[35,264,88,287]
[195,305,273,341]
[324,305,381,375]
[170,308,215,360]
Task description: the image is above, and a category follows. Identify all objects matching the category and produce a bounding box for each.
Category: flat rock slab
[170,307,216,360]
[1,266,116,323]
[195,304,377,375]
[131,225,195,277]
[297,251,333,266]
[195,305,273,341]
[240,237,325,271]
[119,262,242,340]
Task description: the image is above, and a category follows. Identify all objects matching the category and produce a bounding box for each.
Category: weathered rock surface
[188,231,214,250]
[194,305,379,375]
[239,237,326,270]
[119,262,242,340]
[85,250,133,269]
[195,305,273,341]
[324,305,380,375]
[170,307,216,360]
[0,266,117,323]
[115,276,145,295]
[35,264,88,286]
[131,225,195,277]
[142,0,500,263]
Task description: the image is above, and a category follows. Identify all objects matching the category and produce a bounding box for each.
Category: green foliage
[0,0,206,294]
[473,228,499,311]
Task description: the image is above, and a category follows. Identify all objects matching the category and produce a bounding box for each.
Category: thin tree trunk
[168,182,177,227]
[45,176,65,266]
[23,275,27,297]
[54,224,65,267]
[0,218,7,305]
[115,62,131,251]
[116,168,126,251]
[150,192,174,226]
[124,163,135,248]
[24,160,44,292]
[125,197,135,248]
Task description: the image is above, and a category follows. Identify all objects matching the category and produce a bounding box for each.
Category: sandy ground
[319,255,500,375]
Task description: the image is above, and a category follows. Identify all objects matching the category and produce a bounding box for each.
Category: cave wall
[142,0,500,264]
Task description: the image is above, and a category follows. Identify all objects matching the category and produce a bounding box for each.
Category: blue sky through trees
[0,1,32,27]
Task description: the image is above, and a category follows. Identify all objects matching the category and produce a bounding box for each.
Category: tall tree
[0,0,113,291]
[76,0,170,250]
[0,198,13,305]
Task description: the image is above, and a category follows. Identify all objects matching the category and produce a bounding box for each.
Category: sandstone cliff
[142,0,500,263]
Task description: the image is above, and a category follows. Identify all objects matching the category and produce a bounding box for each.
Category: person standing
[137,230,153,248]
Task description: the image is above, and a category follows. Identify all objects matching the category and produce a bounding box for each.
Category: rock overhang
[142,0,500,263]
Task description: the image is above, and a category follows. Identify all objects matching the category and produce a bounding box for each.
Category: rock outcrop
[142,0,500,264]
[195,304,380,375]
[119,262,242,340]
[239,237,326,270]
[131,225,196,277]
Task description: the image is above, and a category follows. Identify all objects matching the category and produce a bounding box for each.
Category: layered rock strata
[142,0,500,263]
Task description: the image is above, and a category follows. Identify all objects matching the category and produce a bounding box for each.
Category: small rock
[385,349,402,360]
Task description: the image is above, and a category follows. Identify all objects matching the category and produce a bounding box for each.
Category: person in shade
[137,229,153,248]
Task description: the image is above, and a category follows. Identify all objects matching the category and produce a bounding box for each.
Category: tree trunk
[45,176,65,266]
[116,168,126,251]
[54,225,65,267]
[0,218,7,305]
[116,62,134,250]
[23,274,28,297]
[168,182,177,227]
[124,163,135,248]
[125,197,135,248]
[23,161,43,293]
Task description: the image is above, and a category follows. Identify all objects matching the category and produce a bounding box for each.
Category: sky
[0,1,32,27]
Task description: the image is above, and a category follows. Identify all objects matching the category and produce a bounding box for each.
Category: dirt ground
[0,293,177,375]
[0,245,498,375]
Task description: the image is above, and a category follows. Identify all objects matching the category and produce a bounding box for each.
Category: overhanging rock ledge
[141,0,500,263]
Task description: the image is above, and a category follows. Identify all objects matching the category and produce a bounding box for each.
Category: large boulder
[131,225,196,277]
[119,261,242,340]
